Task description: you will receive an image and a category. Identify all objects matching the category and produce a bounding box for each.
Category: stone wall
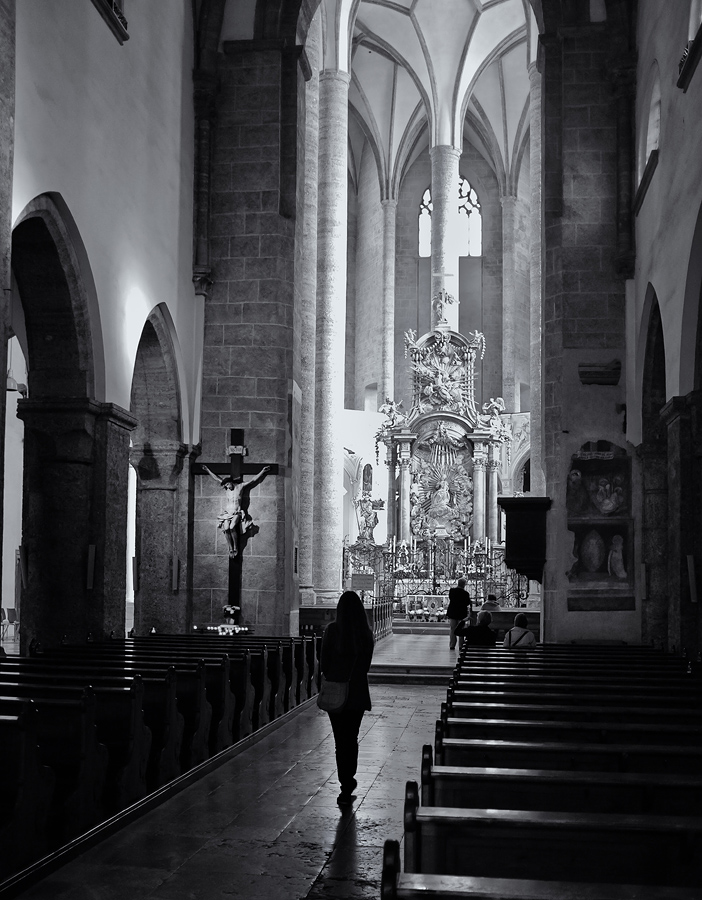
[195,43,298,635]
[541,24,631,643]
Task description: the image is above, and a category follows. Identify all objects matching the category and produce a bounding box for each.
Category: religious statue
[355,491,378,542]
[203,464,271,556]
[608,534,627,578]
[379,397,406,427]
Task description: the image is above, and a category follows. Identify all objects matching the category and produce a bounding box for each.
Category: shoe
[337,793,356,806]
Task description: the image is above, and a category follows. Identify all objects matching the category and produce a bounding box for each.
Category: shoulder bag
[317,675,349,712]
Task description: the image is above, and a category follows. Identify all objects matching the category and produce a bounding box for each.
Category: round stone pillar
[430,145,461,331]
[381,198,397,404]
[298,24,321,607]
[501,194,518,413]
[528,60,546,494]
[313,69,350,603]
[472,444,487,541]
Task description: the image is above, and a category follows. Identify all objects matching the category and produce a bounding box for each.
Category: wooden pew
[121,634,306,716]
[437,713,702,747]
[0,702,55,880]
[444,698,702,725]
[381,839,701,900]
[46,639,275,737]
[2,654,216,770]
[0,670,152,811]
[448,683,702,710]
[402,781,702,886]
[0,689,108,842]
[435,728,702,774]
[420,745,702,816]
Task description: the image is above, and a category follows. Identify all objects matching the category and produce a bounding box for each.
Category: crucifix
[193,428,281,619]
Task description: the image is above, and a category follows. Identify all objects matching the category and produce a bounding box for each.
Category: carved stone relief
[565,441,633,603]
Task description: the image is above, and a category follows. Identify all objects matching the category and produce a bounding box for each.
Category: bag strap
[511,630,527,647]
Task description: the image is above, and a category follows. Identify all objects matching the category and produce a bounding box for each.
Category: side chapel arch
[11,193,134,649]
[129,306,191,634]
[640,292,669,648]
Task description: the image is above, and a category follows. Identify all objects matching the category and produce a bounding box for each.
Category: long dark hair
[335,590,374,655]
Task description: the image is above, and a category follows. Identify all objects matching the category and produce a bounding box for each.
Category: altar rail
[299,596,393,641]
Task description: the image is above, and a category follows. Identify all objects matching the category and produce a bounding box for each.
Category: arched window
[690,0,702,38]
[637,63,661,185]
[418,177,482,258]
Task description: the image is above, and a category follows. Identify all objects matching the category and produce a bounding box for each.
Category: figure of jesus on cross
[194,429,281,619]
[201,463,271,557]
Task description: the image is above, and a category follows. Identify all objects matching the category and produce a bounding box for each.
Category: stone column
[0,0,15,594]
[130,440,192,634]
[313,69,350,603]
[487,452,499,542]
[397,433,414,543]
[381,199,397,403]
[501,194,518,413]
[430,145,461,331]
[298,24,321,607]
[17,400,136,650]
[472,444,487,541]
[528,60,546,494]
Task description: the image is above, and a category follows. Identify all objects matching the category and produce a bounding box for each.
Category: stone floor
[14,635,455,899]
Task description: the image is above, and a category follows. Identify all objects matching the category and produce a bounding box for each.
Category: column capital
[319,69,351,87]
[430,144,462,162]
[473,456,487,471]
[381,198,398,210]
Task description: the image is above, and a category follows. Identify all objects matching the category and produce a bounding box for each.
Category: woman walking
[320,591,375,806]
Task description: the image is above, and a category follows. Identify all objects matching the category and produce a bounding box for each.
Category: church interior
[1,0,702,897]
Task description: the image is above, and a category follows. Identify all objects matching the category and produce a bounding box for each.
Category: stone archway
[129,306,192,634]
[639,294,668,649]
[11,194,135,649]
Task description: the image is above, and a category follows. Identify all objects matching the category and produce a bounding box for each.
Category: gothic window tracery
[417,178,482,258]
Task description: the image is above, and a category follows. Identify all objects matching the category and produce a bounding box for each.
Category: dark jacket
[446,586,471,620]
[320,622,373,711]
[460,623,497,647]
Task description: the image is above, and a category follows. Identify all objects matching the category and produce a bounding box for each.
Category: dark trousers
[328,709,365,794]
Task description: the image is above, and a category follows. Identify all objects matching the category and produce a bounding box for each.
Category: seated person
[480,593,500,610]
[459,610,497,647]
[502,612,537,649]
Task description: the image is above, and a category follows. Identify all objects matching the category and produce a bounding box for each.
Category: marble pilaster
[472,444,487,541]
[385,442,397,545]
[487,455,499,542]
[313,69,350,602]
[397,433,414,544]
[429,145,461,331]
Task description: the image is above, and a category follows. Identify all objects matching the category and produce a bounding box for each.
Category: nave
[10,637,451,900]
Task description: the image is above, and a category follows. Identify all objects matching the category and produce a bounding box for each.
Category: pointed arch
[11,193,104,401]
[130,305,183,448]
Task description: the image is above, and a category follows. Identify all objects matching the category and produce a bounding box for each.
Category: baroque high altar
[375,293,525,552]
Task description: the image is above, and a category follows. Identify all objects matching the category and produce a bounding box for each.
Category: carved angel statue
[379,397,406,427]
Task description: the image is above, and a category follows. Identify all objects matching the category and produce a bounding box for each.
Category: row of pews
[0,633,319,881]
[382,644,702,899]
